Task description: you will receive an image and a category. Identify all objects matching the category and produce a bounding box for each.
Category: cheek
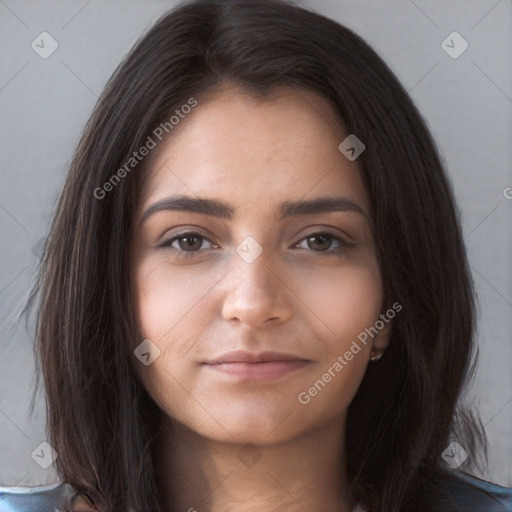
[133,259,218,341]
[289,259,383,351]
[131,258,218,386]
[290,263,382,407]
[131,260,220,418]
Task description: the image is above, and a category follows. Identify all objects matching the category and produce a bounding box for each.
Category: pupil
[310,234,329,250]
[181,235,201,251]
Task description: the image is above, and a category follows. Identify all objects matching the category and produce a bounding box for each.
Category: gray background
[0,0,511,490]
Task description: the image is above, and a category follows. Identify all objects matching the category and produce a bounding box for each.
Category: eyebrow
[139,194,368,224]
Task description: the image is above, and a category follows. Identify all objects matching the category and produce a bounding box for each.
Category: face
[130,85,391,445]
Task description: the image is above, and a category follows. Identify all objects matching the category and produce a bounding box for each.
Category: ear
[370,318,393,359]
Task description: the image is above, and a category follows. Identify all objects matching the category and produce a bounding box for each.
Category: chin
[182,402,322,446]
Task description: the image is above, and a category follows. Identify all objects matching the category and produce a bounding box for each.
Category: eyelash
[157,230,350,258]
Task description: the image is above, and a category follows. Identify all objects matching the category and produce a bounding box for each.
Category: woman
[9,0,511,510]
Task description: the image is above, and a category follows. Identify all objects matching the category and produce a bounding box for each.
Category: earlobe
[370,319,393,362]
[370,351,384,362]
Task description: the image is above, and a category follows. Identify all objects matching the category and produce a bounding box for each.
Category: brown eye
[158,231,216,256]
[175,233,203,251]
[294,231,347,254]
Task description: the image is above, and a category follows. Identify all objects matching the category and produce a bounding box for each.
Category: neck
[152,415,352,512]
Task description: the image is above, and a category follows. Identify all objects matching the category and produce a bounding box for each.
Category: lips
[203,351,311,381]
[205,350,309,365]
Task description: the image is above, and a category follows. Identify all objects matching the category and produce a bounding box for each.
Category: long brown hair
[23,0,487,510]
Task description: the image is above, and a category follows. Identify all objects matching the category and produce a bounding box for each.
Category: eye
[293,231,348,254]
[158,231,217,257]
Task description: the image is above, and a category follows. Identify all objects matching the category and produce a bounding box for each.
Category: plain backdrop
[0,0,511,489]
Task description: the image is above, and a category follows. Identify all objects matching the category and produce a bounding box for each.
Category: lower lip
[205,361,310,381]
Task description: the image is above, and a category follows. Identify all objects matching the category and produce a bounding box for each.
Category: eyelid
[292,225,357,245]
[157,229,217,251]
[157,224,216,244]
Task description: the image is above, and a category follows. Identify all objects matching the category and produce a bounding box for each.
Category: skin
[130,83,392,512]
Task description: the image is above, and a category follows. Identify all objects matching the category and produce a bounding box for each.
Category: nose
[220,244,293,329]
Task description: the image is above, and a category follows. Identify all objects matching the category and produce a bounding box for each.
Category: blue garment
[0,472,511,511]
[439,472,512,511]
[0,482,77,511]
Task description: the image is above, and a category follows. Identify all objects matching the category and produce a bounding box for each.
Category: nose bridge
[221,234,290,327]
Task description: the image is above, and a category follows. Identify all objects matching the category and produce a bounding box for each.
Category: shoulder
[436,470,512,512]
[0,481,97,512]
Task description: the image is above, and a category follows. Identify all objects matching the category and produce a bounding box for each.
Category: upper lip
[205,350,309,364]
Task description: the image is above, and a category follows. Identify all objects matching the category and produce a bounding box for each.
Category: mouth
[202,350,311,382]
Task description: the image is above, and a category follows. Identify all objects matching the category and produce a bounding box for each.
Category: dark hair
[23,0,487,510]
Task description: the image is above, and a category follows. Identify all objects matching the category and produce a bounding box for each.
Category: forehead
[138,85,369,217]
